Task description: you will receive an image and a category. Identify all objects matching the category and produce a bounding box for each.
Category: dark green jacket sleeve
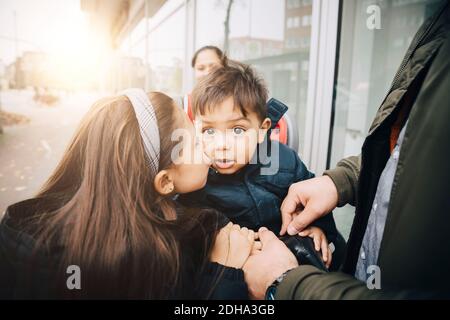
[323,155,361,207]
[275,266,422,300]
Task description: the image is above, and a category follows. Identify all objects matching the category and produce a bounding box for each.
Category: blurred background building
[0,0,445,238]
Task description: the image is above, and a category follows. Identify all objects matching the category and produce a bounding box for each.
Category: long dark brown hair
[24,92,222,299]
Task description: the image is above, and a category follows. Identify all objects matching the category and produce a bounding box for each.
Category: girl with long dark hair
[0,90,252,299]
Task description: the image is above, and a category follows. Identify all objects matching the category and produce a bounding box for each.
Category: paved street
[0,90,103,215]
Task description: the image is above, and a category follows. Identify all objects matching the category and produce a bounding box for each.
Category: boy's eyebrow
[202,117,251,125]
[227,116,251,123]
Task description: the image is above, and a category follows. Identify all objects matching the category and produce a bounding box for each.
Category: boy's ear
[258,118,272,143]
[154,169,175,195]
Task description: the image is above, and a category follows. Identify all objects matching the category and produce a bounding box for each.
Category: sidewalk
[0,90,102,215]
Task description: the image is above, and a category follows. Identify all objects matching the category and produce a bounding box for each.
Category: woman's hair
[26,92,221,298]
[191,45,227,68]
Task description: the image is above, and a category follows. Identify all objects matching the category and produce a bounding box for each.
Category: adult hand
[243,227,298,299]
[280,176,339,236]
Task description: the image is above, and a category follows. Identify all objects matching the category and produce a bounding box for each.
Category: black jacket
[0,198,248,299]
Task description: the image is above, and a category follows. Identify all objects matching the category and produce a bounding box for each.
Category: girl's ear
[154,169,175,195]
[258,118,272,143]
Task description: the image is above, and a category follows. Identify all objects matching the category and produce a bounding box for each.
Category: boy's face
[196,96,271,175]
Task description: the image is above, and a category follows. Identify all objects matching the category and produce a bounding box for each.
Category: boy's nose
[214,131,232,151]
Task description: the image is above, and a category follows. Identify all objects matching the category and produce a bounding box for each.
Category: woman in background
[192,45,227,80]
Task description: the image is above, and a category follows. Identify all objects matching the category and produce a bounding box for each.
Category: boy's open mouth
[214,159,235,169]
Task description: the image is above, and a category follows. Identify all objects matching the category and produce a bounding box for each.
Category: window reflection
[329,0,444,239]
[196,0,313,156]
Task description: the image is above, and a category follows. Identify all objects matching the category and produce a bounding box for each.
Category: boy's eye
[233,127,245,135]
[203,128,215,135]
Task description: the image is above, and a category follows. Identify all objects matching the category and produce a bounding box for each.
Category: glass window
[329,0,445,239]
[302,15,311,27]
[112,29,146,91]
[113,2,186,96]
[195,0,314,157]
[287,17,293,29]
[287,0,301,9]
[147,4,185,96]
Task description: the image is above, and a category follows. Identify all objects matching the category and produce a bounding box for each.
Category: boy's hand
[210,222,255,269]
[299,226,332,268]
[228,226,255,268]
[210,222,233,266]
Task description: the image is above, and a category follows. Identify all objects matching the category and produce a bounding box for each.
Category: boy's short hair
[192,60,268,122]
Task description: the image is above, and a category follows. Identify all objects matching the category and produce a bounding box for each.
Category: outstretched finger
[320,238,329,264]
[326,247,332,269]
[287,208,319,236]
[310,233,321,252]
[280,209,293,236]
[298,227,312,237]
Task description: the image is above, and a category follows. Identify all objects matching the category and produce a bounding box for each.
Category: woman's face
[194,49,222,80]
[169,109,212,193]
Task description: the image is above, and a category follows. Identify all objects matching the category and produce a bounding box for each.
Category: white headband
[122,88,160,175]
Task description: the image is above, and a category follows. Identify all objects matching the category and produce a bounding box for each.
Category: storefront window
[147,3,185,96]
[115,1,186,96]
[329,0,444,239]
[195,0,313,156]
